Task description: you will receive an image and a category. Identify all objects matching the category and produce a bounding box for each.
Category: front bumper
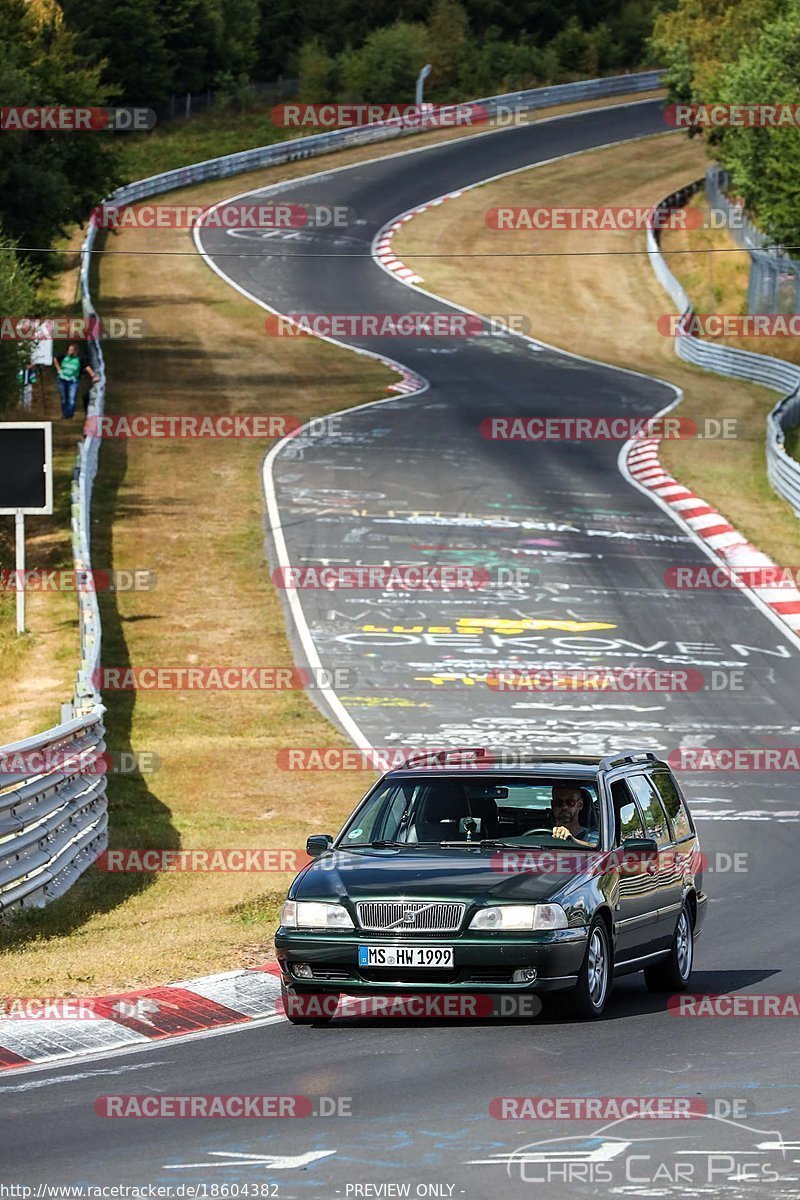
[274,928,587,993]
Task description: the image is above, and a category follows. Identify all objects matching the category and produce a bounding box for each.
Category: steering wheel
[523,827,556,835]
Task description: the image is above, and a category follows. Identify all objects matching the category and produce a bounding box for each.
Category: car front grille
[356,900,466,934]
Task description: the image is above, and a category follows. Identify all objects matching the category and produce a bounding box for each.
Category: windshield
[338,775,602,848]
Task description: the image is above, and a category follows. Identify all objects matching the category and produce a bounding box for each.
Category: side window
[627,774,671,847]
[610,780,645,844]
[651,772,694,841]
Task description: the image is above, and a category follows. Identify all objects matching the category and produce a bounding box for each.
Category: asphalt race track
[6,99,800,1198]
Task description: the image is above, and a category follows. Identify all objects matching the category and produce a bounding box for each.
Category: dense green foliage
[652,0,800,246]
[0,0,118,251]
[0,225,37,410]
[52,0,660,106]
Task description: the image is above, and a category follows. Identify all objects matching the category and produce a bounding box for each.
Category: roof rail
[401,747,492,769]
[598,748,660,772]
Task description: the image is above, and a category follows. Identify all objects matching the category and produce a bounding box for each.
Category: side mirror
[306,834,333,858]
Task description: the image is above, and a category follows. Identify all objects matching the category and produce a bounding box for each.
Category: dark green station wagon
[275,748,708,1021]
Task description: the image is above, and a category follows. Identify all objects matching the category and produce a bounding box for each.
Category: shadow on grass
[0,337,180,951]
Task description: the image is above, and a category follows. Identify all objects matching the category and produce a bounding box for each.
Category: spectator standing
[54,342,98,418]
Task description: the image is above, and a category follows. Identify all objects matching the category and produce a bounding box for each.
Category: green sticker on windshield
[347,827,363,839]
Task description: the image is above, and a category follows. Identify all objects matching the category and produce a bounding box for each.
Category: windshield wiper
[438,839,520,848]
[346,840,405,849]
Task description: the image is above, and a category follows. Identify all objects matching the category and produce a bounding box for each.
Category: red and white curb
[371,176,800,644]
[625,438,800,633]
[0,964,284,1071]
[374,352,426,395]
[374,191,463,287]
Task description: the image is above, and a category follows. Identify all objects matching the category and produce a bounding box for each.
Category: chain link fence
[706,165,800,315]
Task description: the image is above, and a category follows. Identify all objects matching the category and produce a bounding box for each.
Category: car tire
[644,902,694,992]
[571,918,612,1018]
[281,983,339,1025]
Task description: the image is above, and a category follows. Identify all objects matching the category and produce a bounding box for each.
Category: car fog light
[293,962,313,979]
[513,968,538,983]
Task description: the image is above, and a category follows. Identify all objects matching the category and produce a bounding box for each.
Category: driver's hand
[551,825,571,840]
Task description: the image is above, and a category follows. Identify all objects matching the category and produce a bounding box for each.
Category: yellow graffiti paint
[455,617,617,634]
[414,674,485,687]
[360,617,617,635]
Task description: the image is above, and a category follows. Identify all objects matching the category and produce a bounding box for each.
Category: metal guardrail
[74,220,105,714]
[107,71,664,207]
[0,713,107,912]
[0,225,108,915]
[0,69,664,915]
[647,185,800,516]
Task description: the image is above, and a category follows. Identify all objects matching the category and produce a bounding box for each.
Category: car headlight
[280,900,354,930]
[469,903,568,931]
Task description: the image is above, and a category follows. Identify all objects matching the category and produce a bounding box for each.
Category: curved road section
[6,99,800,1198]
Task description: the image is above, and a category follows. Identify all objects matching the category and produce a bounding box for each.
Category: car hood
[292,845,589,904]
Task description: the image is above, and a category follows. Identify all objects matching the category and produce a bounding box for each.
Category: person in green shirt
[54,343,99,418]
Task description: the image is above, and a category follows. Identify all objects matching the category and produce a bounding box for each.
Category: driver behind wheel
[550,783,600,846]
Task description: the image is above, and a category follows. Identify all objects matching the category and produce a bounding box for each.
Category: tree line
[653,0,800,248]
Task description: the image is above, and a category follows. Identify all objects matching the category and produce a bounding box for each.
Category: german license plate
[358,945,454,968]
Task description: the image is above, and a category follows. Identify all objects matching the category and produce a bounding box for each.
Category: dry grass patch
[393,131,800,565]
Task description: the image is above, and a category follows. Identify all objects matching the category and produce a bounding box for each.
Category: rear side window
[610,780,645,843]
[626,775,671,847]
[651,772,694,840]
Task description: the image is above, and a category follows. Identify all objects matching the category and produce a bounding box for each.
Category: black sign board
[0,423,53,514]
